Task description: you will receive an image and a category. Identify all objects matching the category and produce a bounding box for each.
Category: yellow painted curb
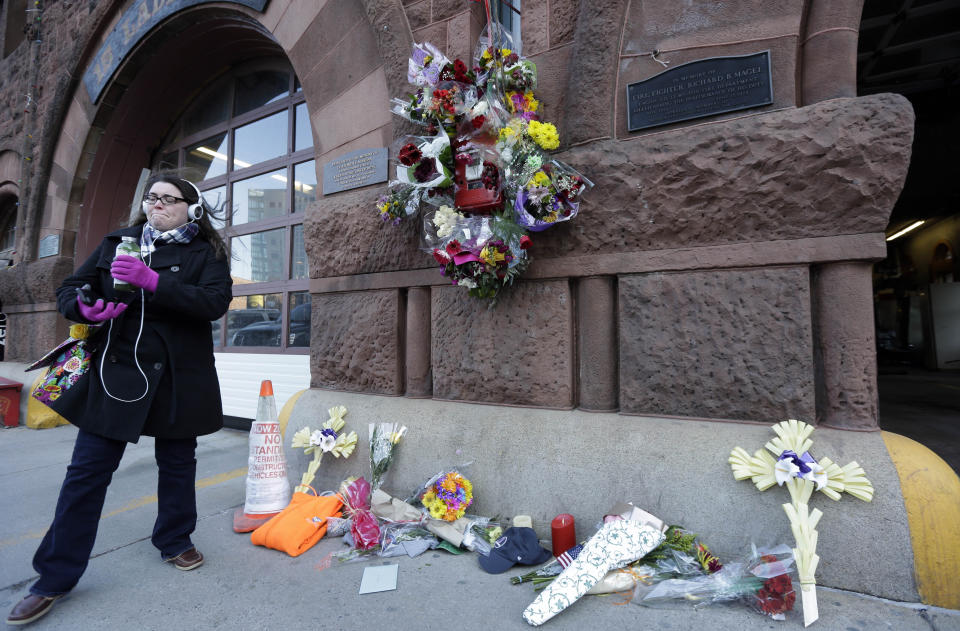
[882,431,960,609]
[278,389,306,437]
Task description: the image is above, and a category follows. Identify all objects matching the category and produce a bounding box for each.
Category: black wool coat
[51,224,232,443]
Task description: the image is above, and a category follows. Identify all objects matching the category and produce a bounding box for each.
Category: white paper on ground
[359,564,399,594]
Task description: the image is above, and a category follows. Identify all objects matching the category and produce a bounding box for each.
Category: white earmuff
[182,179,204,221]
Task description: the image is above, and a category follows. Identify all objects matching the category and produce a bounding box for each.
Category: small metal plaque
[322,147,388,195]
[38,234,60,259]
[626,51,772,132]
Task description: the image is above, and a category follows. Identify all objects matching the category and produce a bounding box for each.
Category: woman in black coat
[7,174,232,626]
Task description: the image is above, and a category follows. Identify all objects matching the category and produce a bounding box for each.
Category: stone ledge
[308,232,886,293]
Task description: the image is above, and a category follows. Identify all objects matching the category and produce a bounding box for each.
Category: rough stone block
[431,280,574,406]
[404,0,431,30]
[309,290,403,395]
[520,0,549,55]
[619,267,815,422]
[537,94,915,261]
[303,188,430,278]
[549,0,579,46]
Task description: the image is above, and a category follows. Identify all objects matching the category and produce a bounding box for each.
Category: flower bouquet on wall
[374,19,594,303]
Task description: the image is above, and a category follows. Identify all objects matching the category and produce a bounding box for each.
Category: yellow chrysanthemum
[531,171,550,187]
[498,126,515,141]
[528,121,559,150]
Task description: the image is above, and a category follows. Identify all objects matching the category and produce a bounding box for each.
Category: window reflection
[233,111,287,170]
[231,170,287,225]
[293,161,317,213]
[295,103,312,151]
[287,291,311,347]
[292,224,306,280]
[201,185,227,230]
[186,133,228,181]
[235,70,289,116]
[182,78,231,137]
[225,294,282,347]
[231,229,285,283]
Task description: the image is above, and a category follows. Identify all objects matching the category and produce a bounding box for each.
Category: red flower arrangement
[755,556,796,616]
[398,143,422,166]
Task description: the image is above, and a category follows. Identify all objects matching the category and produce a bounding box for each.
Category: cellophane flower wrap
[368,423,407,491]
[424,211,529,301]
[514,160,592,232]
[417,470,474,522]
[635,544,797,620]
[340,477,380,550]
[394,130,453,190]
[374,20,594,302]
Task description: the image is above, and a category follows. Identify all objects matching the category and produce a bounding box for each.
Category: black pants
[30,429,198,596]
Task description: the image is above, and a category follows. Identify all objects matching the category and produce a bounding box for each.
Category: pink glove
[77,297,128,322]
[111,255,159,293]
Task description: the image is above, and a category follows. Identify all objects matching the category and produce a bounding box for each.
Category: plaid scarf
[140,222,199,259]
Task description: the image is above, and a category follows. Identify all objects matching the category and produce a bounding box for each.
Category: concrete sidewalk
[1,424,958,631]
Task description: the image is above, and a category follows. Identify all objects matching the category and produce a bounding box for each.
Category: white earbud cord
[99,239,154,403]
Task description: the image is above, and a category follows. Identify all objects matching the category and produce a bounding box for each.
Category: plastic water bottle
[113,236,140,292]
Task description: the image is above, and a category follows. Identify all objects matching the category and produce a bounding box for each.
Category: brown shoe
[6,593,62,626]
[166,547,204,571]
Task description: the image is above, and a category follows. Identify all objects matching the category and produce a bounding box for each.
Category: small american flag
[556,544,583,568]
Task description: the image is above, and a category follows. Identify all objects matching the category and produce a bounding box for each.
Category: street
[1,424,958,630]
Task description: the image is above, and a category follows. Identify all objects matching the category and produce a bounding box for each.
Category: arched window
[152,58,314,352]
[0,194,16,264]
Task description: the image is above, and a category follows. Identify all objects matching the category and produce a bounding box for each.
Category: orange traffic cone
[233,380,292,532]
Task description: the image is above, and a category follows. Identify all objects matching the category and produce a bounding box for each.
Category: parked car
[211,308,279,347]
[231,303,310,347]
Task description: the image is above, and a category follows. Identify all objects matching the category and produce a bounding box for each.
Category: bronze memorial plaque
[626,51,772,132]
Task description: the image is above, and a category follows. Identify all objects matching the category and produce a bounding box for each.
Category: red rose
[398,143,422,166]
[519,235,532,250]
[472,115,486,129]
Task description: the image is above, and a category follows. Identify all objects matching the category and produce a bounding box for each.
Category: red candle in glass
[551,513,576,557]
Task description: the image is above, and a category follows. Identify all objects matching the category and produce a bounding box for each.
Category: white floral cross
[729,419,873,627]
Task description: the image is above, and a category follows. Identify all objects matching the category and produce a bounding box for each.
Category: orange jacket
[251,492,343,557]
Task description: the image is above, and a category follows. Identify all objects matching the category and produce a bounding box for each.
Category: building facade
[3,0,947,606]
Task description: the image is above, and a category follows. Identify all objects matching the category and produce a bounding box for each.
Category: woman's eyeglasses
[142,194,186,206]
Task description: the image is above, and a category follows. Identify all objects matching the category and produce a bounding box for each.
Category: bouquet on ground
[635,544,797,620]
[418,469,474,522]
[368,422,407,491]
[290,405,358,494]
[339,476,381,551]
[511,525,722,594]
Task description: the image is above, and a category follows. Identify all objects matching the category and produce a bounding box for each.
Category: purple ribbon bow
[777,450,817,474]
